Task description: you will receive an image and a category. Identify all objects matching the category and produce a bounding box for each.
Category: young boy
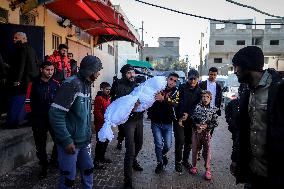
[190,90,218,180]
[93,82,112,169]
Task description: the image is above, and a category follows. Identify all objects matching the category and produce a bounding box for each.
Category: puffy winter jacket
[93,91,110,132]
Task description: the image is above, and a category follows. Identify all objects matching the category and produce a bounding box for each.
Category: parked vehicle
[222,74,240,107]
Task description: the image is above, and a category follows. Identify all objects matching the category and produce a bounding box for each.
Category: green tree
[170,59,188,74]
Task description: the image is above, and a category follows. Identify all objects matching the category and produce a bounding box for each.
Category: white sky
[111,0,284,65]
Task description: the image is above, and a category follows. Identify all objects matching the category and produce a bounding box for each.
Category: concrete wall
[0,128,53,176]
[205,19,284,75]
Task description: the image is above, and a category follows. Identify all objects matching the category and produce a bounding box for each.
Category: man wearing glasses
[174,69,202,173]
[148,72,180,174]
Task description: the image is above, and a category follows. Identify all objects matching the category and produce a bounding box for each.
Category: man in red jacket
[93,82,112,169]
[47,44,71,82]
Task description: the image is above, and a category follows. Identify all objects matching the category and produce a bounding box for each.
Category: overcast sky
[111,0,284,65]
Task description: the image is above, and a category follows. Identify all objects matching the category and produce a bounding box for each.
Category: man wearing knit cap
[110,64,144,189]
[230,46,284,189]
[49,55,102,189]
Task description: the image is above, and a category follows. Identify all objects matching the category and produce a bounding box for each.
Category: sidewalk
[0,113,243,189]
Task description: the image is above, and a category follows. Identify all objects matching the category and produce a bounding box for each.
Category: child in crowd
[190,90,218,180]
[93,82,112,169]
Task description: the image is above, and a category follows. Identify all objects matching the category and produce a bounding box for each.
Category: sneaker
[204,170,212,180]
[190,167,198,175]
[155,162,163,174]
[101,158,112,164]
[162,155,168,166]
[133,160,143,171]
[175,162,182,173]
[116,142,122,150]
[93,161,106,170]
[182,161,192,170]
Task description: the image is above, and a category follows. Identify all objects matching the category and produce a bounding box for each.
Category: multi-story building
[202,19,284,75]
[142,37,180,68]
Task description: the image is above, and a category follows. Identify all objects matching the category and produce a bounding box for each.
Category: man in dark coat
[6,32,39,128]
[111,64,144,189]
[231,46,284,189]
[174,69,202,173]
[30,61,59,179]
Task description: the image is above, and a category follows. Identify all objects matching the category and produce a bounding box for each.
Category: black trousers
[173,120,192,163]
[124,118,143,183]
[95,131,109,161]
[32,120,57,167]
[117,124,125,143]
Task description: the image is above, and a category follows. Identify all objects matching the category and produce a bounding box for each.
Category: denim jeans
[151,122,173,163]
[6,94,26,126]
[57,144,93,189]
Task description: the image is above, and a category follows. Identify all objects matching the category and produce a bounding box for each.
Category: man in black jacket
[231,46,284,189]
[30,61,59,179]
[174,69,202,173]
[199,67,222,116]
[6,32,39,129]
[148,72,179,174]
[111,64,144,189]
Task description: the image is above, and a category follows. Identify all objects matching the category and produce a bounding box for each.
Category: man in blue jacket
[49,55,102,189]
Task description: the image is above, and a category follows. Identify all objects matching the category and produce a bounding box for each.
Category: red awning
[45,0,139,45]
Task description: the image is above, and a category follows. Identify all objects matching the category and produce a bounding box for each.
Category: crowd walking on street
[1,31,284,189]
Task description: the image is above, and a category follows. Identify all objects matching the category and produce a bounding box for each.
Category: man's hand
[132,99,141,112]
[155,92,164,101]
[230,161,237,176]
[65,143,76,154]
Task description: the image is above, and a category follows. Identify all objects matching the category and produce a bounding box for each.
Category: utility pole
[140,21,144,61]
[199,32,204,76]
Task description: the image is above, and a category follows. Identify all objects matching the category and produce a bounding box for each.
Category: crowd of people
[0,32,284,189]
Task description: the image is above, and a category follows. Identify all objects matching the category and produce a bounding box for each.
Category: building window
[20,13,36,26]
[52,34,62,50]
[108,44,114,56]
[96,44,102,50]
[270,40,279,45]
[165,41,174,47]
[0,7,8,23]
[252,37,263,45]
[271,24,281,29]
[146,56,153,62]
[237,40,245,45]
[214,58,222,63]
[237,24,246,30]
[80,30,91,44]
[216,24,225,29]
[215,40,224,45]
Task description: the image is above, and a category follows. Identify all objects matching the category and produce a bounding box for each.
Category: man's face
[167,76,178,89]
[208,71,217,82]
[125,70,136,82]
[13,34,25,44]
[89,71,101,83]
[59,48,67,57]
[102,86,111,96]
[67,53,73,59]
[234,65,250,83]
[41,65,54,79]
[202,94,211,106]
[187,77,198,88]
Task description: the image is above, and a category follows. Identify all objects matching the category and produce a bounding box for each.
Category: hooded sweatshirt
[49,55,102,149]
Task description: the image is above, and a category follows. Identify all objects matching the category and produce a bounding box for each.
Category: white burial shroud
[98,76,167,142]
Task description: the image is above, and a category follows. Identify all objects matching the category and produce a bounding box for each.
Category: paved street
[0,112,243,189]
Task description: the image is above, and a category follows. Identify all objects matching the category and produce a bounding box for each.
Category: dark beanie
[120,64,134,76]
[232,46,264,71]
[79,55,102,78]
